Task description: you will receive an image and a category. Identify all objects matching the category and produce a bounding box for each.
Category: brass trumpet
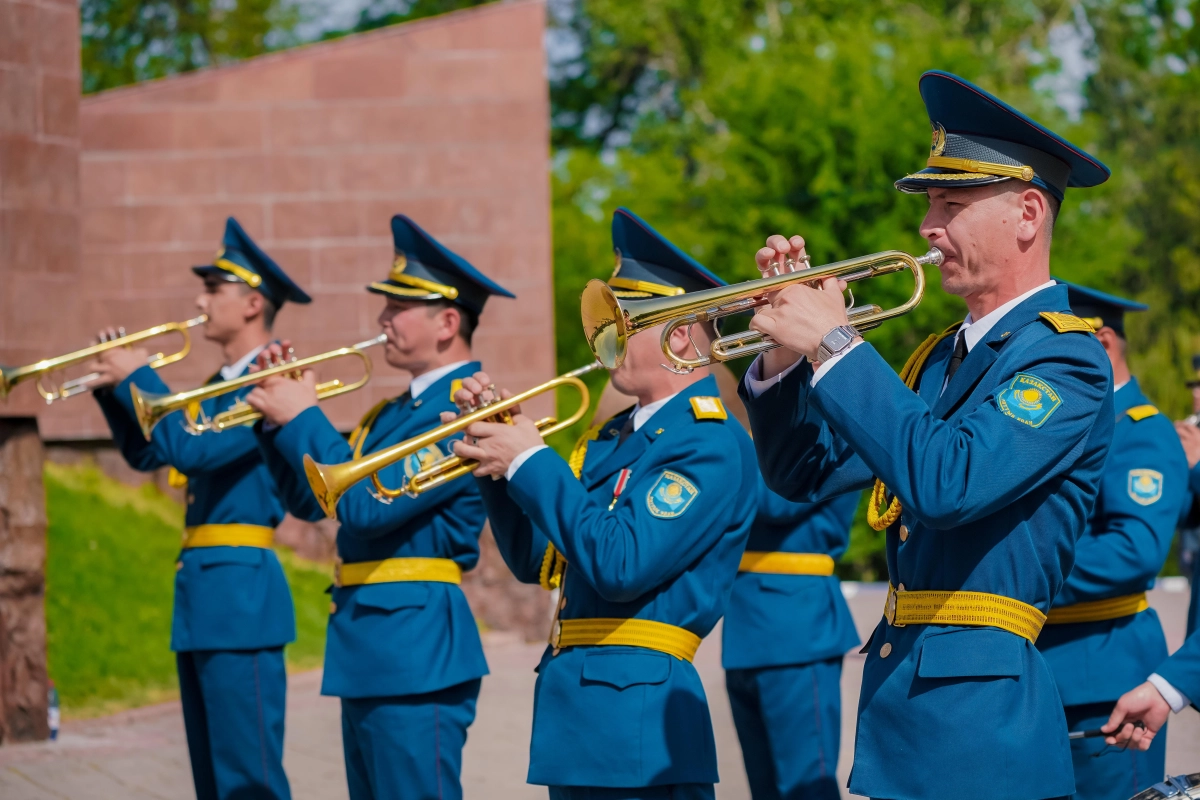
[131,334,387,440]
[0,316,208,404]
[304,362,603,520]
[581,248,942,373]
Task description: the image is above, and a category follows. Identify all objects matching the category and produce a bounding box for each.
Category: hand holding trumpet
[86,326,153,389]
[445,372,544,478]
[245,341,320,427]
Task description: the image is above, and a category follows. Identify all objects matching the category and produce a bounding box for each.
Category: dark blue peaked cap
[193,218,311,307]
[368,215,515,316]
[606,207,726,298]
[896,71,1111,203]
[1056,278,1147,336]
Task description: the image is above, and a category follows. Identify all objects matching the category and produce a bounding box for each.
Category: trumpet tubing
[303,362,604,521]
[131,334,387,440]
[581,248,941,373]
[0,316,207,404]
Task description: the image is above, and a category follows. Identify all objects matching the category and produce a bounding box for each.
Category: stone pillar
[0,419,49,743]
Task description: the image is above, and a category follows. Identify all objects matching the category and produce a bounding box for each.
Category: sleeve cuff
[1148,673,1191,713]
[744,355,806,398]
[506,445,550,481]
[810,340,864,387]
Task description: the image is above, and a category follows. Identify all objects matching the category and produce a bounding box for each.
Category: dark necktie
[617,413,636,446]
[945,335,969,382]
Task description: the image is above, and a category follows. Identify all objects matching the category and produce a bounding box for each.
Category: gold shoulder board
[689,396,727,421]
[1125,404,1159,422]
[450,379,463,402]
[1039,311,1096,334]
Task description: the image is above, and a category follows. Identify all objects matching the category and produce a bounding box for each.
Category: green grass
[44,462,332,719]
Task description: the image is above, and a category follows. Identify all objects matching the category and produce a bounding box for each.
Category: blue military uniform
[480,208,757,800]
[740,72,1116,800]
[255,214,513,800]
[1183,356,1200,637]
[1156,627,1200,714]
[1036,283,1188,800]
[723,489,860,800]
[94,217,311,800]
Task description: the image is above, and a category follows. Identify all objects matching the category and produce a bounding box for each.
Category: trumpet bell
[581,280,628,370]
[303,455,340,520]
[131,384,171,440]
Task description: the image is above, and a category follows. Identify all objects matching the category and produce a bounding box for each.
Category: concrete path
[3,584,1197,799]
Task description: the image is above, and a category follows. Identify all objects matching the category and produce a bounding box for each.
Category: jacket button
[880,642,893,658]
[175,561,183,572]
[899,525,909,542]
[898,582,906,592]
[329,601,337,614]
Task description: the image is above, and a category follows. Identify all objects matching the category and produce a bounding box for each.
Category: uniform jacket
[721,489,861,670]
[1158,628,1200,711]
[257,362,488,700]
[739,284,1114,800]
[479,375,757,788]
[95,363,295,653]
[1038,378,1188,706]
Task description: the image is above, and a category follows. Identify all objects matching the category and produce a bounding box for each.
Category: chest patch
[997,373,1062,429]
[646,470,699,519]
[1128,469,1163,506]
[402,443,445,479]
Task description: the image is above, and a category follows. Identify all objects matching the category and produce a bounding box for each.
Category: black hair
[429,300,477,346]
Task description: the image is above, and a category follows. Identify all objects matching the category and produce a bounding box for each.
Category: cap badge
[930,123,947,157]
[611,248,623,278]
[390,252,407,281]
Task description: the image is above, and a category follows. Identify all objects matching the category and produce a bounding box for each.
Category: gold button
[880,642,893,658]
[898,583,906,592]
[329,602,338,614]
[899,525,909,542]
[175,561,183,571]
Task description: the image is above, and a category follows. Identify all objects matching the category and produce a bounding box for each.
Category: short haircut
[428,300,477,346]
[238,283,278,331]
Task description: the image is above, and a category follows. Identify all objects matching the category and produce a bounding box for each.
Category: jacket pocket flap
[352,583,430,612]
[918,628,1023,678]
[195,547,263,568]
[581,650,671,689]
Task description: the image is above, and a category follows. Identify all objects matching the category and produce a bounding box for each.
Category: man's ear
[242,288,265,323]
[1016,187,1048,244]
[436,305,463,344]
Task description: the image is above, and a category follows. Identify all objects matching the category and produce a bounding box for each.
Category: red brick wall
[38,0,554,440]
[0,0,81,417]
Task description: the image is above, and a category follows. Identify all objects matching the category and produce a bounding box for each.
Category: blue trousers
[340,679,481,800]
[548,786,714,800]
[725,658,843,800]
[176,648,291,800]
[1065,703,1167,800]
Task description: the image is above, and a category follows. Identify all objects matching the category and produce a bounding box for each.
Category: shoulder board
[1125,404,1160,422]
[1039,311,1097,335]
[450,379,463,403]
[689,396,727,421]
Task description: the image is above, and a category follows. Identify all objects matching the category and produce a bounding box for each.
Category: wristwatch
[816,325,859,363]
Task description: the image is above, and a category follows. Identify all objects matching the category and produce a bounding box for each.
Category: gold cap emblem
[611,248,623,278]
[931,123,947,157]
[390,252,407,281]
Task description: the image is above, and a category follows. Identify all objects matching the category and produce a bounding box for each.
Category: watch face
[826,327,852,349]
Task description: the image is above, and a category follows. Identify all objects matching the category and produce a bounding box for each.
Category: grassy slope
[44,462,332,719]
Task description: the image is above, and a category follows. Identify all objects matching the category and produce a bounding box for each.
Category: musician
[243,215,514,800]
[739,71,1114,799]
[723,490,860,800]
[449,207,757,800]
[89,217,311,800]
[1102,626,1200,751]
[1174,355,1200,636]
[1034,283,1187,800]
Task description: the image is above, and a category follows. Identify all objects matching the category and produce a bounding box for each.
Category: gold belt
[739,552,835,575]
[885,584,1047,643]
[1046,592,1149,625]
[554,618,702,662]
[335,557,462,587]
[182,524,274,549]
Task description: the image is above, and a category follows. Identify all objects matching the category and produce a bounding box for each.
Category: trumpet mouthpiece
[919,247,944,267]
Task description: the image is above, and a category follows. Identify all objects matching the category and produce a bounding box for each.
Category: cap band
[214,257,262,288]
[388,256,459,300]
[607,276,685,297]
[926,156,1034,182]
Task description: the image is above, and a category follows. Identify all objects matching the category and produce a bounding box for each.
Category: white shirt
[1148,673,1192,713]
[744,281,1057,395]
[409,360,470,400]
[221,345,267,381]
[505,391,681,481]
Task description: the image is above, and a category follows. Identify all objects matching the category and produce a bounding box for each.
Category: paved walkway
[2,584,1197,799]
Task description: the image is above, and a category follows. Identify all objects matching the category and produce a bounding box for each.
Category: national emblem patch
[646,470,699,519]
[402,443,445,479]
[1128,469,1164,506]
[997,373,1062,429]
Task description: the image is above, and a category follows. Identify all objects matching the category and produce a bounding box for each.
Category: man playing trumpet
[739,72,1115,799]
[449,208,758,800]
[89,217,311,800]
[245,215,514,800]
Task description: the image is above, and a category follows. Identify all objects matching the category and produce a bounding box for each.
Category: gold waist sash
[335,557,462,587]
[885,584,1047,643]
[1045,593,1149,625]
[739,551,835,575]
[182,524,274,549]
[555,618,701,662]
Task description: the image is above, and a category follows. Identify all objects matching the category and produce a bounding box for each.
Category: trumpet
[0,316,208,404]
[304,362,603,520]
[581,248,943,373]
[131,334,387,440]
